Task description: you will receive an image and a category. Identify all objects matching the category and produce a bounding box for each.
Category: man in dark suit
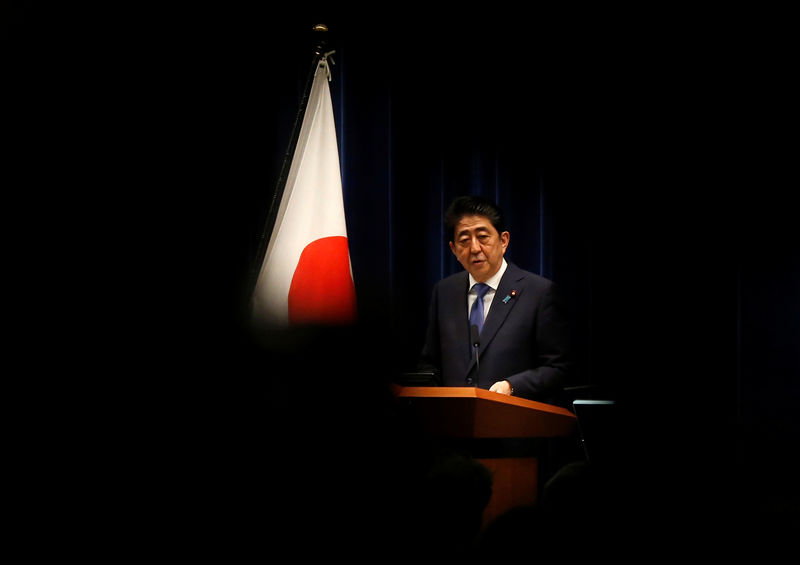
[418,195,571,404]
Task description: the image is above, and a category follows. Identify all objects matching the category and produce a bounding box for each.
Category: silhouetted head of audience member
[413,449,493,557]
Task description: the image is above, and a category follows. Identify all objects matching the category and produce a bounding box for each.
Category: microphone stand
[471,324,480,371]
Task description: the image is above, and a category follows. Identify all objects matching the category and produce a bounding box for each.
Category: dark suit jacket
[418,262,571,403]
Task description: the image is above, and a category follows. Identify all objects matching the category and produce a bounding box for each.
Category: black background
[6,4,797,557]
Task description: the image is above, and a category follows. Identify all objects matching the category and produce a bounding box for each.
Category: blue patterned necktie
[469,283,491,335]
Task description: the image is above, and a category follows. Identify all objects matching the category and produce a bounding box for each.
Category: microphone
[470,324,480,371]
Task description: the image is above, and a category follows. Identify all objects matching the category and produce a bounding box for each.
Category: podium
[393,386,577,526]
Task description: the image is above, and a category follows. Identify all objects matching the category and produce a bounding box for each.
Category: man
[418,195,571,403]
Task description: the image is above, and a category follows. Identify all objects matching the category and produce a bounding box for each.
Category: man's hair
[444,195,506,244]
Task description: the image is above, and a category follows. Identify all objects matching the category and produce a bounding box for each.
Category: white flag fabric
[252,57,356,326]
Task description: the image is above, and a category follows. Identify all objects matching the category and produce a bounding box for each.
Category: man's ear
[500,231,510,252]
[448,241,457,256]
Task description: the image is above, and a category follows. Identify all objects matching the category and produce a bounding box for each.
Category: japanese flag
[252,57,356,326]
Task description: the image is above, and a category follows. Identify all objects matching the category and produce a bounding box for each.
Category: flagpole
[249,23,332,300]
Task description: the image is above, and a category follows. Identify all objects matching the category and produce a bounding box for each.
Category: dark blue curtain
[256,17,609,382]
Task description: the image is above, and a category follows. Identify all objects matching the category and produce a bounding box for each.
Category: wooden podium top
[393,386,577,439]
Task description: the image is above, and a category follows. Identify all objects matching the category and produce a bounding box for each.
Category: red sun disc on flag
[288,235,357,325]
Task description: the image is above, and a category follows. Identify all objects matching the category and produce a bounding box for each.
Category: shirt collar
[469,258,507,292]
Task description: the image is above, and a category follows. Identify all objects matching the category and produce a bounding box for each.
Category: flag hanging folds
[252,56,357,327]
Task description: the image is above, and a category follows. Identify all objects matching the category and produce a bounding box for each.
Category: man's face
[449,214,509,282]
